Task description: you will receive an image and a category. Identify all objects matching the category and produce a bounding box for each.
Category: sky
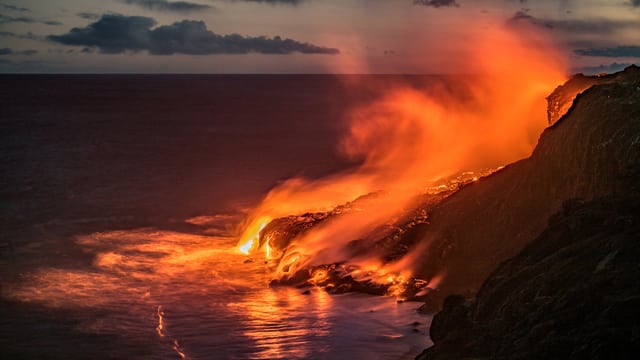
[0,0,638,73]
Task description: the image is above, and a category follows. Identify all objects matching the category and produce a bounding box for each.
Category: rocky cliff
[417,196,640,359]
[415,66,640,358]
[411,65,640,309]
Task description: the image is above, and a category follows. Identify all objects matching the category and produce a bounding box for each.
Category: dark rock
[411,65,640,310]
[428,294,472,343]
[416,196,640,360]
[546,64,640,125]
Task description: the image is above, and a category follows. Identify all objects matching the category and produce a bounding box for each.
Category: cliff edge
[412,65,640,309]
[416,67,640,358]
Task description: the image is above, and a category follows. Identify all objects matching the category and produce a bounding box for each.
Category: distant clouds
[0,47,38,56]
[117,0,212,12]
[507,10,638,36]
[48,14,339,55]
[231,0,303,4]
[0,3,30,12]
[575,46,640,58]
[0,31,43,41]
[0,14,61,26]
[413,0,460,8]
[77,13,101,20]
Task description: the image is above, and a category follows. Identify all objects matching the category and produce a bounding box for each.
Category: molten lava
[237,22,567,294]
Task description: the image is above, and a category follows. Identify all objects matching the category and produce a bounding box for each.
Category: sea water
[0,75,432,359]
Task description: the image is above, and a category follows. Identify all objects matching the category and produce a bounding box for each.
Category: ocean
[0,75,432,359]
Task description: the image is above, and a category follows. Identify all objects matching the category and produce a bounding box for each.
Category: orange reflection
[228,287,331,359]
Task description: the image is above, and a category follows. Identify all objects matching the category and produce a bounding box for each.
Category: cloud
[0,14,61,26]
[117,0,211,12]
[230,0,303,4]
[575,46,640,58]
[507,11,638,35]
[0,14,35,24]
[413,0,460,8]
[0,3,30,12]
[77,12,101,20]
[0,48,38,56]
[48,14,339,55]
[0,31,45,41]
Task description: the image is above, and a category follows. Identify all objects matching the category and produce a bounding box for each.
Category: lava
[237,21,567,294]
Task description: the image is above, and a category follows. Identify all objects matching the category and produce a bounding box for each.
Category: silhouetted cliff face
[546,65,639,125]
[416,196,640,360]
[412,65,640,309]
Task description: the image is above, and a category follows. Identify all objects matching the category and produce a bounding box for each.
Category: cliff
[415,66,640,358]
[411,65,640,309]
[417,196,640,359]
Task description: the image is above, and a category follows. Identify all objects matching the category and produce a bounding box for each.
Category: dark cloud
[0,31,45,41]
[0,14,36,24]
[413,0,460,8]
[507,11,638,35]
[48,14,339,55]
[77,12,101,20]
[0,14,61,26]
[117,0,211,12]
[49,15,155,53]
[575,46,640,58]
[231,0,303,4]
[0,3,30,12]
[0,48,37,56]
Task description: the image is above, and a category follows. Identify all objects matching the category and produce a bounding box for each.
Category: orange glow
[157,305,166,337]
[237,216,271,255]
[238,22,567,289]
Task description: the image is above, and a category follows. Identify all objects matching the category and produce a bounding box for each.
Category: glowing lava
[238,216,271,255]
[238,21,567,291]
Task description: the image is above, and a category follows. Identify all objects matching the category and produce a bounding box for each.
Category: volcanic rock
[546,64,639,125]
[416,195,640,359]
[412,65,640,311]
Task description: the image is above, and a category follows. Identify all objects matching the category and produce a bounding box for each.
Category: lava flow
[237,21,567,296]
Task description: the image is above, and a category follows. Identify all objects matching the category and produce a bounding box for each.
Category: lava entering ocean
[237,22,567,297]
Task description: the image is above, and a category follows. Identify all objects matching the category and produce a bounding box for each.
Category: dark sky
[0,0,638,73]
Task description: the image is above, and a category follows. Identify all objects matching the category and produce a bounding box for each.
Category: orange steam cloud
[237,22,567,281]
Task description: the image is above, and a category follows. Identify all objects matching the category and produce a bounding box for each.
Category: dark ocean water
[0,75,431,359]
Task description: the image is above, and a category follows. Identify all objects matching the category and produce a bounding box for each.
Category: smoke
[238,21,567,281]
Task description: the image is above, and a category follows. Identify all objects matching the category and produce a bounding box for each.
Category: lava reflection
[228,287,331,359]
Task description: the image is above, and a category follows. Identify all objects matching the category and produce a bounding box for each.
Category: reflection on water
[4,226,430,359]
